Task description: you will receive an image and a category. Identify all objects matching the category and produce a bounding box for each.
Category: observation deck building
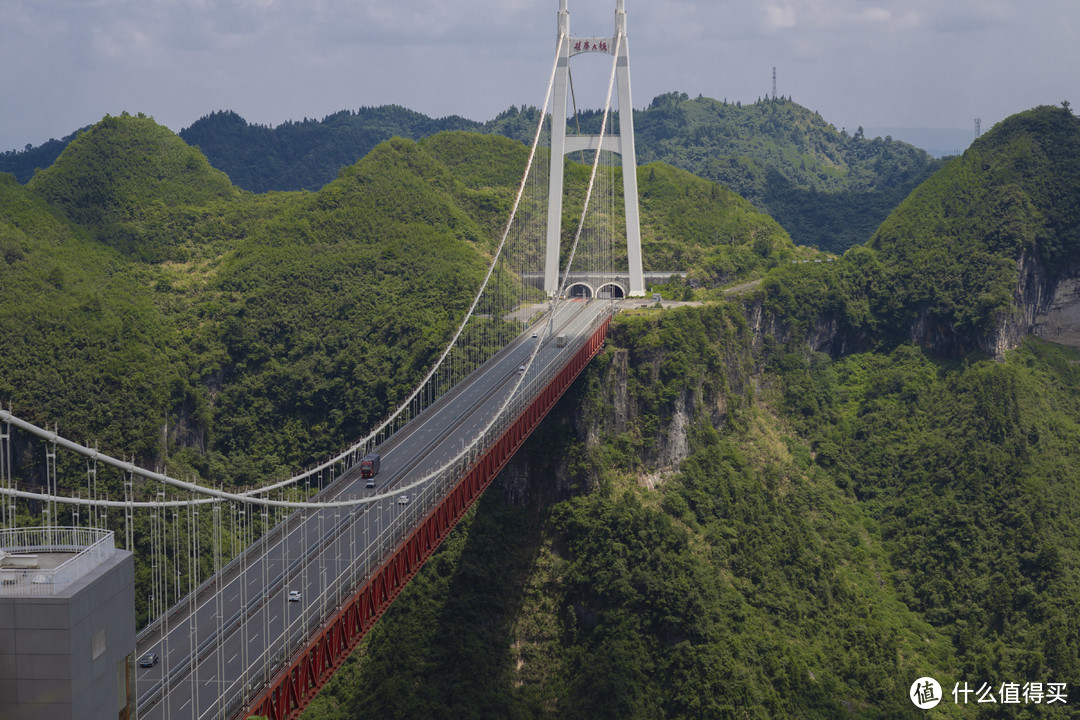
[0,527,135,720]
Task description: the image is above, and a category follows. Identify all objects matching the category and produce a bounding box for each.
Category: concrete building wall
[0,550,134,720]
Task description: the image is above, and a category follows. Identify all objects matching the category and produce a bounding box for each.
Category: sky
[1,0,1078,154]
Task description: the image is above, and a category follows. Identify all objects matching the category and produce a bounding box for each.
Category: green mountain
[4,106,1080,717]
[2,97,937,255]
[1,117,500,493]
[628,94,942,254]
[0,114,792,485]
[27,112,238,261]
[177,105,543,194]
[0,113,799,625]
[0,126,87,183]
[868,105,1080,346]
[305,311,1080,720]
[299,107,1080,718]
[758,105,1080,358]
[177,107,486,193]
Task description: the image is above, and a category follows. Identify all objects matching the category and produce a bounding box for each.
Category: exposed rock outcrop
[1032,276,1080,349]
[983,251,1080,356]
[749,250,1080,360]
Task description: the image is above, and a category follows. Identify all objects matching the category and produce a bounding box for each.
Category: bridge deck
[134,299,611,720]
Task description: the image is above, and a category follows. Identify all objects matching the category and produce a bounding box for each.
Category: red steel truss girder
[247,317,610,720]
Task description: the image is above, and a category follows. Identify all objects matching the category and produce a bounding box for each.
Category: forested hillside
[0,106,542,192]
[304,313,1080,720]
[2,96,937,253]
[1,114,500,493]
[0,112,804,625]
[758,105,1080,358]
[0,127,87,184]
[0,112,792,496]
[606,93,941,253]
[4,105,1080,717]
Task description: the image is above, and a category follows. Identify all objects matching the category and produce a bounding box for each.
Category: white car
[288,590,301,602]
[397,495,410,505]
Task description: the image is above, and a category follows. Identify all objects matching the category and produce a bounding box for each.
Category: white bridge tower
[545,0,646,297]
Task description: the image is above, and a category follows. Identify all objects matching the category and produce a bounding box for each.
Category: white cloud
[765,4,798,29]
[0,0,1077,152]
[91,21,154,60]
[760,0,925,32]
[861,7,891,24]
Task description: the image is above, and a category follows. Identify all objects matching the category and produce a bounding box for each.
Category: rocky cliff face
[941,250,1080,358]
[983,250,1055,356]
[744,302,868,358]
[1030,268,1080,350]
[577,346,703,481]
[497,308,757,505]
[749,250,1080,361]
[500,252,1080,508]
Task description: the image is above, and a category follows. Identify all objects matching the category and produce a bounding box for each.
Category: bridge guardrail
[0,527,115,596]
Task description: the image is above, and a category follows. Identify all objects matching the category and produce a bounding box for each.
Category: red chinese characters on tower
[571,38,613,54]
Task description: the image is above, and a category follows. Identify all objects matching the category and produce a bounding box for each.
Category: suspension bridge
[0,2,645,719]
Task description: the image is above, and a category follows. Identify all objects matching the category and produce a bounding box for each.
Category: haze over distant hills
[0,95,941,254]
[863,127,979,158]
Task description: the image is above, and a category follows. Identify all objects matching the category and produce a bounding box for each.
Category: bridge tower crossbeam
[545,0,645,297]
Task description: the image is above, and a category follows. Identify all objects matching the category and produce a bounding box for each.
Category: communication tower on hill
[773,66,777,99]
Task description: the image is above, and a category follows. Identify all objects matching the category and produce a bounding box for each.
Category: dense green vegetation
[298,106,1080,718]
[0,170,182,459]
[303,306,1080,719]
[637,94,941,253]
[868,106,1080,330]
[28,112,240,261]
[636,161,800,287]
[553,94,942,253]
[0,105,544,194]
[0,113,790,624]
[1,115,528,486]
[411,129,806,286]
[758,105,1080,356]
[4,101,1080,717]
[178,107,499,193]
[0,113,795,480]
[0,126,87,183]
